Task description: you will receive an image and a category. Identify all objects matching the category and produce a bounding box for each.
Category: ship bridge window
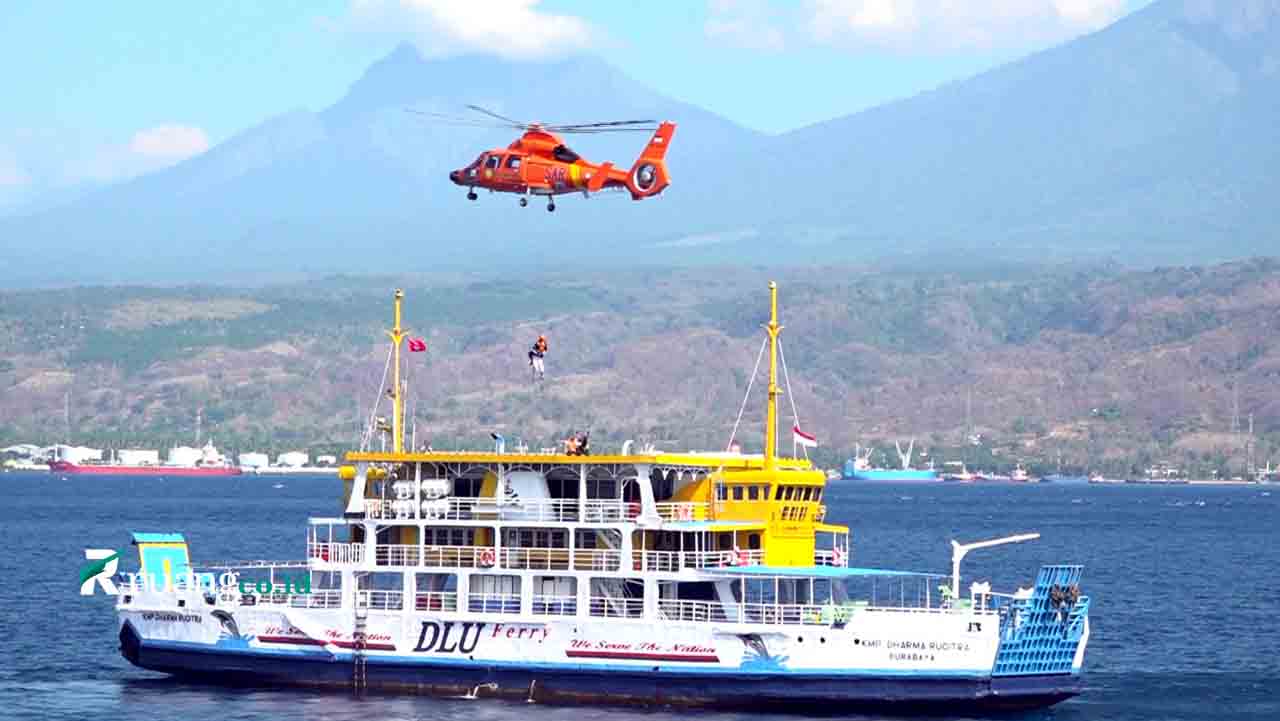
[424,527,475,546]
[552,144,580,163]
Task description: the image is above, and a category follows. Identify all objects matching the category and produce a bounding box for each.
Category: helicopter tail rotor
[624,122,676,200]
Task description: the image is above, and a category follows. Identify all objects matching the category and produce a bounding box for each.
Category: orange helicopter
[422,105,676,212]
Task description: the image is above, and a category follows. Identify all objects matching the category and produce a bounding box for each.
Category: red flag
[407,338,427,352]
[792,425,818,448]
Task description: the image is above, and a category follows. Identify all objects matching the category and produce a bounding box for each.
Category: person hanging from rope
[528,334,548,381]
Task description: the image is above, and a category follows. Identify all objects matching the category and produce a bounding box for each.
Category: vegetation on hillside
[3,258,1279,478]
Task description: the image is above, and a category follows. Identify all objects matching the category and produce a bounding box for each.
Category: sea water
[2,472,1276,720]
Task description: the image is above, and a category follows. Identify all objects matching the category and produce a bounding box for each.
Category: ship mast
[764,281,783,471]
[388,289,406,454]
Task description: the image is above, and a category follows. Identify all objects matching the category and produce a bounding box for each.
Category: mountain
[3,0,1279,285]
[4,258,1280,478]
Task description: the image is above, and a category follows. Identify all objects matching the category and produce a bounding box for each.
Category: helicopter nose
[449,170,461,185]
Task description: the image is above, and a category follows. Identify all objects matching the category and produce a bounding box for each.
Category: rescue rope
[725,336,768,452]
[360,344,395,452]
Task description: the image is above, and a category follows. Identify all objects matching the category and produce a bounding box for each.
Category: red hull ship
[48,460,241,476]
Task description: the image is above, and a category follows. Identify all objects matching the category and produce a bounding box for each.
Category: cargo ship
[51,441,241,476]
[107,285,1089,712]
[841,441,939,482]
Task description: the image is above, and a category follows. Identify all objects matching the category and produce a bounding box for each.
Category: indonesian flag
[407,338,427,352]
[792,425,818,448]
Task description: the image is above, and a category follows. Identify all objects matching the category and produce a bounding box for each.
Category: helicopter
[419,105,676,212]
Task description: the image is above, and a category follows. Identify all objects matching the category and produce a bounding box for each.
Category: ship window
[716,484,728,501]
[485,155,501,169]
[813,488,823,502]
[589,578,645,618]
[575,528,621,549]
[414,572,458,612]
[748,533,761,550]
[469,574,522,614]
[532,576,577,616]
[732,486,744,501]
[747,486,760,501]
[717,533,732,551]
[774,486,784,500]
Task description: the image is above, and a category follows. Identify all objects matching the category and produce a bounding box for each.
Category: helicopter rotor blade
[547,119,657,131]
[464,104,530,128]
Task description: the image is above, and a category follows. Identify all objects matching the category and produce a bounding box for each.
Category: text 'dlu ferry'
[107,284,1090,712]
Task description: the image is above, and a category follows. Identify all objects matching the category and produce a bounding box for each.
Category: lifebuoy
[478,548,496,567]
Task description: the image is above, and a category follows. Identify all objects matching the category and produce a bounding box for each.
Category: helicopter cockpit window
[485,155,501,169]
[552,145,580,163]
[506,155,522,170]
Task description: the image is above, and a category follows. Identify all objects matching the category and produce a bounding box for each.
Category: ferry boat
[109,285,1090,712]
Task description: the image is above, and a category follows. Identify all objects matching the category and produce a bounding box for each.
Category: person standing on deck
[528,335,548,381]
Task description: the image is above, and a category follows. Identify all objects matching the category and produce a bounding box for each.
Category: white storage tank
[117,449,159,466]
[277,451,309,468]
[167,446,202,467]
[238,452,269,469]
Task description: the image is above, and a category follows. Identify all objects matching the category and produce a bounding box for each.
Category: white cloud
[807,0,1127,50]
[705,0,787,51]
[348,0,594,59]
[128,124,210,161]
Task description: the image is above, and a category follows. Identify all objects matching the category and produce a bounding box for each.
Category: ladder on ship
[353,593,369,694]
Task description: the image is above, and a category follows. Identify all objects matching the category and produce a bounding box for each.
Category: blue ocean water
[2,471,1276,720]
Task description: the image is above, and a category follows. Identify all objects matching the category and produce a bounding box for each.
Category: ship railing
[250,589,344,610]
[630,549,764,571]
[467,592,522,615]
[501,547,622,572]
[363,496,644,523]
[657,599,733,623]
[654,502,711,521]
[413,591,459,612]
[589,596,644,618]
[307,542,365,564]
[362,497,708,524]
[354,589,404,611]
[813,549,848,567]
[387,544,491,568]
[531,594,578,616]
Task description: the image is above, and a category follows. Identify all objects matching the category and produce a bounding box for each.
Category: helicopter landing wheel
[466,190,477,201]
[547,201,556,213]
[519,197,528,207]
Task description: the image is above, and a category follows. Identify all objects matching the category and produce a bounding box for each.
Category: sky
[0,0,1154,212]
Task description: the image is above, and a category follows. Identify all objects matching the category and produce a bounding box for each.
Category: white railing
[630,548,764,571]
[308,542,364,564]
[467,592,522,614]
[658,598,732,623]
[501,547,621,572]
[531,594,578,616]
[354,589,404,611]
[655,502,710,521]
[413,591,459,612]
[362,496,719,523]
[813,549,848,567]
[251,589,343,609]
[589,596,644,618]
[375,544,421,567]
